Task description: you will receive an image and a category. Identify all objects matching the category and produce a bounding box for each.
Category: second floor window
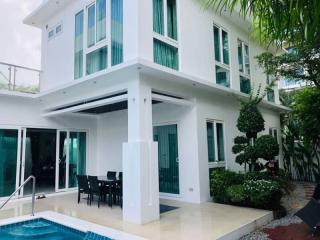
[153,0,179,70]
[213,25,230,87]
[74,0,123,79]
[87,0,106,47]
[238,40,251,94]
[153,0,177,41]
[266,75,275,102]
[74,10,84,79]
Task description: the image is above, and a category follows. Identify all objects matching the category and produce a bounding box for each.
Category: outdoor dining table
[97,176,121,207]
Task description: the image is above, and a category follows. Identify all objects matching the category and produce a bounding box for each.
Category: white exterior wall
[38,0,279,104]
[0,96,98,175]
[95,102,201,203]
[96,110,128,175]
[195,91,281,202]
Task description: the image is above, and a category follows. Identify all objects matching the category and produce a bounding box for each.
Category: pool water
[0,218,111,240]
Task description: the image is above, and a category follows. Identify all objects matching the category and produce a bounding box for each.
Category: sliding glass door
[69,132,86,188]
[56,131,87,191]
[0,128,87,198]
[153,124,180,195]
[0,129,19,198]
[57,131,68,191]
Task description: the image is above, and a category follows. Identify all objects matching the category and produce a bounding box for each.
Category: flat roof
[24,0,73,28]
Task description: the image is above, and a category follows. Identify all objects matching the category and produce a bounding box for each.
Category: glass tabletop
[97,176,120,182]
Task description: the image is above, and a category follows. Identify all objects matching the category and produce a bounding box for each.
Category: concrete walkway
[0,192,272,240]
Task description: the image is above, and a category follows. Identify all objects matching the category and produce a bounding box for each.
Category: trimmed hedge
[210,169,288,210]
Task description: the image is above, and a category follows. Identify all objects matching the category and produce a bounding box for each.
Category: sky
[0,0,42,69]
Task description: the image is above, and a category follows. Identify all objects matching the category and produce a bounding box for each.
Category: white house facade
[0,0,287,224]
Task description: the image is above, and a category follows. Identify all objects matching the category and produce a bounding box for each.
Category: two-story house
[0,0,287,224]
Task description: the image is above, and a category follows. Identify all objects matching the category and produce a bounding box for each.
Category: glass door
[0,129,20,198]
[56,131,68,191]
[56,131,87,191]
[153,124,179,195]
[68,132,86,188]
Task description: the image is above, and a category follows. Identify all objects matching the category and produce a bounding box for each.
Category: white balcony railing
[0,62,41,94]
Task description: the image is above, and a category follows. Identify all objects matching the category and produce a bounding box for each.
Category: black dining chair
[118,172,123,180]
[76,175,90,204]
[114,179,123,208]
[107,171,117,179]
[88,176,103,208]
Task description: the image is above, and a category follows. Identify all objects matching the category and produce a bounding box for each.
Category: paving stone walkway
[239,182,317,240]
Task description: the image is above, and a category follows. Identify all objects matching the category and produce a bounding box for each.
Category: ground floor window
[269,127,278,143]
[206,120,225,163]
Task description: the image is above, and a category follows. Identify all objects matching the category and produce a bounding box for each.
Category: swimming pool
[0,218,111,240]
[0,211,144,240]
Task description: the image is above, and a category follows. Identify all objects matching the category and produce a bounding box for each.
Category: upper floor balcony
[0,62,41,94]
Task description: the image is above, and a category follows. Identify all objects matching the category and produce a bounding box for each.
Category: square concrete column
[122,78,159,224]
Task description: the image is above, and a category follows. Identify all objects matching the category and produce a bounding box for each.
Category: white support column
[122,77,159,224]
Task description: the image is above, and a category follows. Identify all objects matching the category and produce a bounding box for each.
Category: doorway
[56,131,86,192]
[22,128,57,195]
[153,124,180,195]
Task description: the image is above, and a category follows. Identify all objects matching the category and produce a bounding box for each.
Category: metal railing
[0,176,36,216]
[0,62,41,94]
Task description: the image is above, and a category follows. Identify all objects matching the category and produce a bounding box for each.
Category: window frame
[153,0,179,45]
[213,24,230,69]
[152,0,180,70]
[237,39,251,91]
[84,0,109,76]
[213,24,231,88]
[266,74,276,102]
[206,119,226,168]
[269,127,279,159]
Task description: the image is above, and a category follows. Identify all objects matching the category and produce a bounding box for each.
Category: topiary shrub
[210,169,244,203]
[255,135,279,160]
[226,184,247,205]
[237,102,265,139]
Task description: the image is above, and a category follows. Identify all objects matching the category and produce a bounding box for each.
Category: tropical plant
[197,0,320,47]
[233,86,279,171]
[257,45,320,88]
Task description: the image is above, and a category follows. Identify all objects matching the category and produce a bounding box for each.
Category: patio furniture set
[76,172,123,208]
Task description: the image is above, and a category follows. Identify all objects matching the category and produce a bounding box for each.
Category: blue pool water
[0,218,112,240]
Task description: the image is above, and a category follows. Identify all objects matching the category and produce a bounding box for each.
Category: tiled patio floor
[0,192,272,240]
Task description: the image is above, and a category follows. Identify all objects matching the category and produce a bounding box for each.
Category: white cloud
[0,0,42,69]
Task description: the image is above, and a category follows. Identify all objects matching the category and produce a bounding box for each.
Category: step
[22,222,52,229]
[7,227,58,238]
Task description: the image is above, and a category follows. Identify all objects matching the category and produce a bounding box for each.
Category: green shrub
[255,135,279,160]
[210,169,244,203]
[245,171,291,194]
[226,185,247,204]
[243,179,282,210]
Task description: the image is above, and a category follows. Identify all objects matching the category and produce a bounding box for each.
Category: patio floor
[0,192,272,240]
